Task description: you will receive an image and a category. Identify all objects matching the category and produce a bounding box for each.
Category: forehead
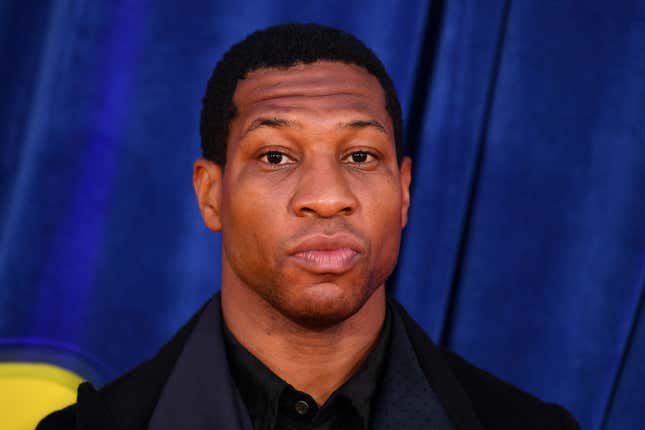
[232,61,390,128]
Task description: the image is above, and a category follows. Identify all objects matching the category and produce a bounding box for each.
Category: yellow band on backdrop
[0,362,84,430]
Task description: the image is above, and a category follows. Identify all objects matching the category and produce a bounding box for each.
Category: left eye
[347,151,373,163]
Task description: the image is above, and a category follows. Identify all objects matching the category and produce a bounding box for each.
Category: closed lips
[288,234,364,273]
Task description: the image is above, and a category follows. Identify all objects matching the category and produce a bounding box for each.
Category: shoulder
[392,300,580,430]
[36,299,210,429]
[36,405,76,430]
[438,347,580,430]
[35,371,158,430]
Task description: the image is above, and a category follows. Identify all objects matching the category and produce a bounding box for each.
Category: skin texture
[193,61,411,404]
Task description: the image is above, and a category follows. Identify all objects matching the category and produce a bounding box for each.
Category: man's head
[194,23,411,329]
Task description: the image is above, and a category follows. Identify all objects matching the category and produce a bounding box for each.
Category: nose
[290,159,359,218]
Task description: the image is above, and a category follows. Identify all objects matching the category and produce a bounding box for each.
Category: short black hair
[200,23,403,165]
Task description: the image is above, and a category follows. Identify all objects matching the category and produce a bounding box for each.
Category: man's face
[199,61,411,327]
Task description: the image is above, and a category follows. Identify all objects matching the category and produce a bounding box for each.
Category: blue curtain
[1,1,643,428]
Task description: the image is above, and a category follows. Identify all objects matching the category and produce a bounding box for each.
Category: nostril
[296,205,354,217]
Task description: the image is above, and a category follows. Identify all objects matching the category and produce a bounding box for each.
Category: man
[38,23,579,429]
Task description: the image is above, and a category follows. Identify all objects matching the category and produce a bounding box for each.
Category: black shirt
[223,309,392,430]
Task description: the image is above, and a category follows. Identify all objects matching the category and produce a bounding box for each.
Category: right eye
[260,151,294,165]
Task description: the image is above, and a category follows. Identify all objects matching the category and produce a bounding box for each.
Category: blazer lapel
[148,296,253,430]
[393,300,484,430]
[371,302,456,430]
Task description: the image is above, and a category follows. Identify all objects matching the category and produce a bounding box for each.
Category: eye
[260,150,294,166]
[346,150,375,164]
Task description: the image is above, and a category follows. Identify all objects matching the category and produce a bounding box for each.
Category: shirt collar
[223,304,392,430]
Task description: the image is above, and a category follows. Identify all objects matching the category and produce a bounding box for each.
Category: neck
[221,272,386,406]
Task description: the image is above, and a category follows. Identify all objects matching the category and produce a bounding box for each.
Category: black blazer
[37,298,580,430]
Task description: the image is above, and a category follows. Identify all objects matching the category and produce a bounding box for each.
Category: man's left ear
[399,156,412,228]
[193,158,224,232]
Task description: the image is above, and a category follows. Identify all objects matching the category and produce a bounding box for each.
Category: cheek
[220,176,289,268]
[357,177,403,273]
[371,207,403,269]
[357,173,403,230]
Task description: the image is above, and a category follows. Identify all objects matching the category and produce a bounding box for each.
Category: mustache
[286,219,368,247]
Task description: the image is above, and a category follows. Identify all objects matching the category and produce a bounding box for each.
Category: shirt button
[294,399,310,415]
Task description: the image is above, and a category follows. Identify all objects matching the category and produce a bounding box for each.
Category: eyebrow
[340,119,387,134]
[243,117,300,137]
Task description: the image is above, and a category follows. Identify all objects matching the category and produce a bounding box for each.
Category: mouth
[288,234,364,274]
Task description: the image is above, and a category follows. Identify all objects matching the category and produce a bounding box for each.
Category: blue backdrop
[1,1,644,429]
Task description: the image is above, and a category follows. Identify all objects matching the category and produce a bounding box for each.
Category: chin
[273,281,370,329]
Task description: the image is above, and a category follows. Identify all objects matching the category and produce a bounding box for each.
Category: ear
[193,158,224,232]
[399,156,412,229]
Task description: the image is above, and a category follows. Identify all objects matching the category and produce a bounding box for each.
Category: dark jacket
[37,298,579,430]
